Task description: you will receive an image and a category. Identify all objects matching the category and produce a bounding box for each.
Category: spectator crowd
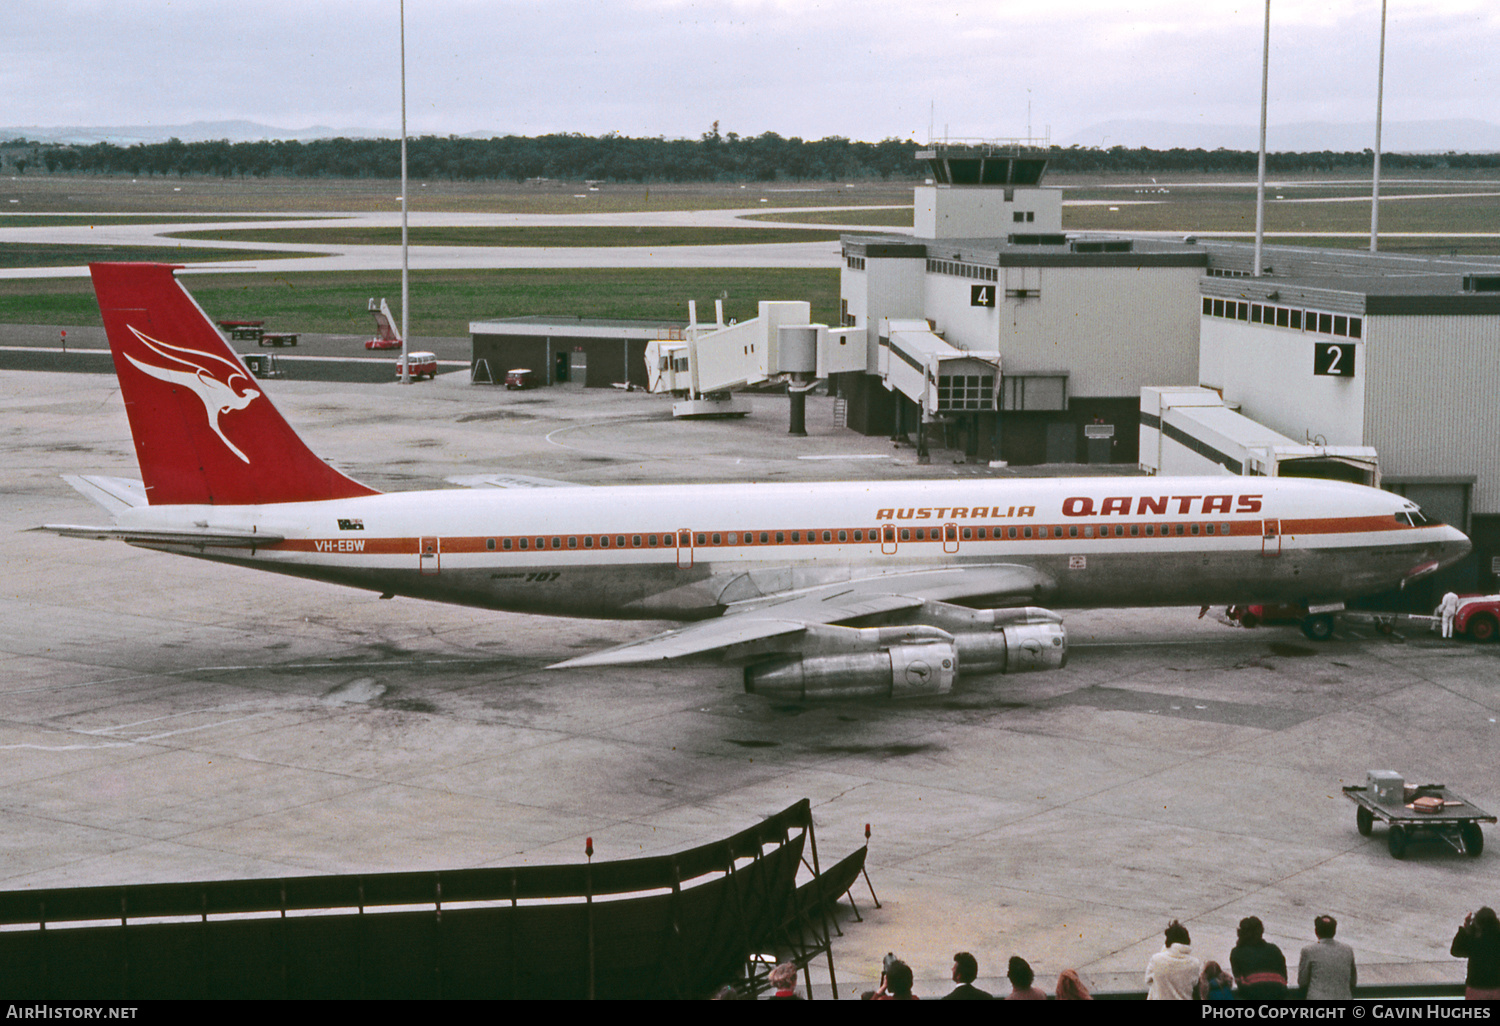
[759,906,1499,1000]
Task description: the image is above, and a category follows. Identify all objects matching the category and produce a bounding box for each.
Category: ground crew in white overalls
[1438,591,1460,639]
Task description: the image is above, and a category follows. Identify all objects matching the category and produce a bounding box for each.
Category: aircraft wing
[548,562,1053,669]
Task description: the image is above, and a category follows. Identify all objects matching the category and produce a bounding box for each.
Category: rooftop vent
[1070,239,1134,254]
[1007,233,1068,246]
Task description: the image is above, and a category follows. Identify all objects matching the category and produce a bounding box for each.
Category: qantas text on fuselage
[876,495,1264,521]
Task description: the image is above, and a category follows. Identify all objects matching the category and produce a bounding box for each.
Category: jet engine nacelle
[740,609,1069,701]
[744,640,957,701]
[954,620,1068,674]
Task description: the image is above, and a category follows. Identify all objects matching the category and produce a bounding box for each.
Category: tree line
[8,131,1500,181]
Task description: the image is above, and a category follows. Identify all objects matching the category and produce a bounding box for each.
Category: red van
[396,352,438,380]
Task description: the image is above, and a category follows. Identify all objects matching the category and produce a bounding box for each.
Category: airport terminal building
[832,146,1500,593]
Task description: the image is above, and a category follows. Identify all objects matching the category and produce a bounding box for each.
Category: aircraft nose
[1441,526,1473,566]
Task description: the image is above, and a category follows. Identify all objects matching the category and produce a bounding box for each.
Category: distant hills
[1062,118,1500,153]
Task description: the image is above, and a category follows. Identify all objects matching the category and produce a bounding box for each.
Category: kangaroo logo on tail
[121,324,261,463]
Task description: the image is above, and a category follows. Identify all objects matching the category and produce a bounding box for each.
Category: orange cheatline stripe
[267,514,1414,555]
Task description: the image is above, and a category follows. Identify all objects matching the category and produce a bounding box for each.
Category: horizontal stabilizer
[36,524,284,548]
[445,473,583,489]
[62,475,149,515]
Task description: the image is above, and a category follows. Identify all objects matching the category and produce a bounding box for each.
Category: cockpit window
[1395,508,1439,527]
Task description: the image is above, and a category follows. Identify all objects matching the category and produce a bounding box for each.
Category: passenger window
[632,535,642,547]
[838,530,847,542]
[760,532,769,543]
[486,538,496,551]
[582,537,591,548]
[502,539,512,550]
[776,532,785,543]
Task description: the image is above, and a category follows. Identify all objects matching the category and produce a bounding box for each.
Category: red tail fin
[91,263,379,506]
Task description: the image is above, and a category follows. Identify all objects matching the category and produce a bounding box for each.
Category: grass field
[0,267,842,337]
[166,225,844,247]
[0,170,1494,331]
[0,243,321,268]
[748,207,914,227]
[0,174,919,215]
[1058,175,1500,252]
[0,215,328,228]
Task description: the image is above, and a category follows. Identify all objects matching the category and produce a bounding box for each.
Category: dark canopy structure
[0,799,863,999]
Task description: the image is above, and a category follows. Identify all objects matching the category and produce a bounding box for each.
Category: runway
[3,368,1494,996]
[0,205,893,279]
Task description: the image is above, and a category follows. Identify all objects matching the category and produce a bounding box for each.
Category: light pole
[1253,0,1270,278]
[399,0,411,384]
[1371,0,1388,252]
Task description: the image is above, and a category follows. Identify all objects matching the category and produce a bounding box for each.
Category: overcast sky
[5,0,1496,144]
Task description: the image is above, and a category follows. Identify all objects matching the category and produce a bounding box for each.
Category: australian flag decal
[337,518,365,531]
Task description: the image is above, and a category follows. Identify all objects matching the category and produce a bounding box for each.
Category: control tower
[914,143,1061,238]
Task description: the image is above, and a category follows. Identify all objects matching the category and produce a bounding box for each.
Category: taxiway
[2,368,1495,996]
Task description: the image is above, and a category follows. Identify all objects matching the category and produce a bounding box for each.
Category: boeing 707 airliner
[40,264,1472,700]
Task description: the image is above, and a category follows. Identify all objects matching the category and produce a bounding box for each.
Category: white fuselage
[117,476,1469,621]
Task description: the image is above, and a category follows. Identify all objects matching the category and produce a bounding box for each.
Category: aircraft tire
[1301,614,1335,641]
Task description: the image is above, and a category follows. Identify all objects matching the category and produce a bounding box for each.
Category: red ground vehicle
[504,368,535,390]
[396,352,438,381]
[1226,594,1500,642]
[1449,595,1500,641]
[1227,603,1339,640]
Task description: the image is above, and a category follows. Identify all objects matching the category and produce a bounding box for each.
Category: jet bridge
[645,300,864,420]
[879,317,1002,422]
[1140,386,1379,485]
